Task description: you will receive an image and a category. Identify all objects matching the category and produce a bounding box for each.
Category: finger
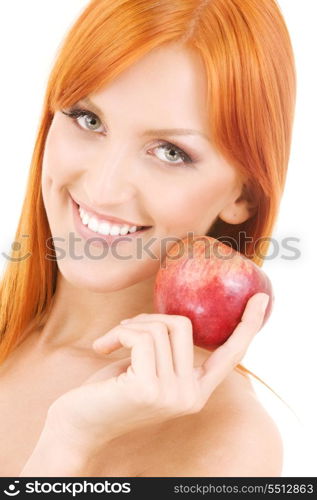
[118,320,174,379]
[122,313,194,377]
[198,293,270,396]
[92,323,133,353]
[81,357,132,386]
[92,320,172,379]
[117,327,157,379]
[96,325,157,379]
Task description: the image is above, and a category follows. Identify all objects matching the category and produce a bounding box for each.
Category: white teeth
[87,217,99,232]
[98,222,111,235]
[78,205,144,236]
[82,213,89,225]
[119,225,130,236]
[110,225,121,236]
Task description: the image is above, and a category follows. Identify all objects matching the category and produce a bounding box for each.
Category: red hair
[0,0,296,398]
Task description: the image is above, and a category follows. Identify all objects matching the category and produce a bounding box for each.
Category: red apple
[154,235,274,349]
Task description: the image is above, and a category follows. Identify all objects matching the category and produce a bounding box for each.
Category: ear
[218,183,257,225]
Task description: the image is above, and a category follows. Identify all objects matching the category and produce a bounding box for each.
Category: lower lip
[71,196,152,246]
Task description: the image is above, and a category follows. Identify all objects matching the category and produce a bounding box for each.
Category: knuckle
[151,321,168,334]
[133,313,148,318]
[175,315,193,330]
[128,332,154,350]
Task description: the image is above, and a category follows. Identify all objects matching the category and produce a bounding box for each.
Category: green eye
[62,107,196,167]
[62,108,105,134]
[154,142,193,165]
[82,114,102,130]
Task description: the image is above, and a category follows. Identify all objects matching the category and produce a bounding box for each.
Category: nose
[83,142,138,208]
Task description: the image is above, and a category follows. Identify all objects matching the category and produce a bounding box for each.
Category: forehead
[90,44,209,130]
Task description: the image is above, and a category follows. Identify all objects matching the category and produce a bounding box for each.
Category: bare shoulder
[139,367,283,477]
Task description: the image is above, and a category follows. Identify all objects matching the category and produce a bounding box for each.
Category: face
[41,43,246,293]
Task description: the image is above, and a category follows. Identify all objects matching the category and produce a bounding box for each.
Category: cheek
[42,120,89,188]
[156,171,236,233]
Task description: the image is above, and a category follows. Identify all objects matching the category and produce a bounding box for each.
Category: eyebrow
[79,97,211,142]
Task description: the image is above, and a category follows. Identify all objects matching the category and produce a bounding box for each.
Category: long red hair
[0,0,296,395]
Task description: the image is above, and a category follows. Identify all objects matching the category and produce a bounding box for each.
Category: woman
[0,0,296,477]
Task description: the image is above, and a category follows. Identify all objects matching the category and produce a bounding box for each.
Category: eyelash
[61,107,196,166]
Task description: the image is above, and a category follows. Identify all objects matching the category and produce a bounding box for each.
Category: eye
[152,141,194,166]
[61,107,196,166]
[61,107,106,134]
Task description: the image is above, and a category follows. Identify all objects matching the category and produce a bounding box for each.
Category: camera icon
[3,481,20,496]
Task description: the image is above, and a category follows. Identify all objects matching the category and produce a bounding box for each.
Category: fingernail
[261,294,270,312]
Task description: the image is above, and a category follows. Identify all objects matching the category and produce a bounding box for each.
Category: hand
[45,292,269,458]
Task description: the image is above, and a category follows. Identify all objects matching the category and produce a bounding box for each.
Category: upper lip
[71,195,150,228]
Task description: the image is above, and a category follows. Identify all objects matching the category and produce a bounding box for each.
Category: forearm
[19,427,100,477]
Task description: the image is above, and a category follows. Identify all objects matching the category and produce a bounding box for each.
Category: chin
[56,257,158,294]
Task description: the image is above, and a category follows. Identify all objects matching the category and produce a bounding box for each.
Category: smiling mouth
[74,200,152,237]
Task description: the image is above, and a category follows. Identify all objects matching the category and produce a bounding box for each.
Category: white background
[0,1,316,477]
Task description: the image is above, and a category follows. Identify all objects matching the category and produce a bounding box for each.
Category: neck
[35,272,156,352]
